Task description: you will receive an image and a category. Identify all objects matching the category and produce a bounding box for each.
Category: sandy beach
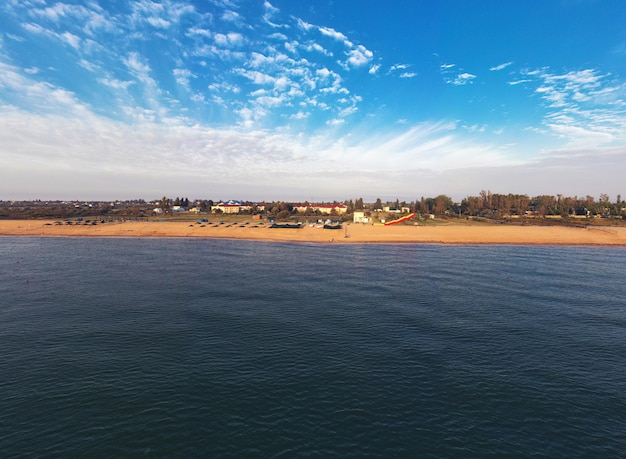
[2,219,626,245]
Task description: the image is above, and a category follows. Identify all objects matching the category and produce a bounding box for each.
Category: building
[353,211,369,224]
[292,203,348,214]
[211,200,264,214]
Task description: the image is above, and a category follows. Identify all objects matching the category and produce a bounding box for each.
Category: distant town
[2,191,625,226]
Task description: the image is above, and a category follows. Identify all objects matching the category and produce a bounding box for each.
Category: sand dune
[2,219,626,245]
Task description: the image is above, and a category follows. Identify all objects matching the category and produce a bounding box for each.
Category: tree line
[459,191,624,218]
[342,192,625,219]
[3,192,624,220]
[145,192,626,219]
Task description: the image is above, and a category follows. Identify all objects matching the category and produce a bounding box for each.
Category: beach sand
[2,219,626,245]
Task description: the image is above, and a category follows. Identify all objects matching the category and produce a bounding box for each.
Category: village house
[292,203,348,214]
[211,200,264,214]
[353,211,370,224]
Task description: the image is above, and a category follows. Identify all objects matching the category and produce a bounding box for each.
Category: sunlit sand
[2,220,626,245]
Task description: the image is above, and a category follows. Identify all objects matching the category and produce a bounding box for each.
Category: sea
[1,236,625,458]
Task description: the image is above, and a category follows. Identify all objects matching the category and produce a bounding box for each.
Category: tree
[419,197,429,214]
[373,198,382,210]
[159,196,171,215]
[433,195,453,215]
[345,199,355,213]
[480,190,492,210]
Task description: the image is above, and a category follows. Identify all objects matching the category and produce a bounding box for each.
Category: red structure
[384,213,415,226]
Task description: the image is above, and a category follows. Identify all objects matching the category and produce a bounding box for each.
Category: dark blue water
[1,237,625,457]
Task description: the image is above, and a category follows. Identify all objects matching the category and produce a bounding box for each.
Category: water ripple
[1,239,626,457]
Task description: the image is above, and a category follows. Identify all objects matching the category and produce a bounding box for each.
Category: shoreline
[2,219,626,246]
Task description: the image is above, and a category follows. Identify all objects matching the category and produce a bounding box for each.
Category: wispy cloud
[452,72,476,85]
[22,22,82,50]
[123,52,151,76]
[4,0,377,132]
[508,79,531,85]
[518,67,626,151]
[3,0,625,200]
[490,61,513,71]
[318,26,349,43]
[98,78,135,90]
[440,62,476,85]
[214,32,245,48]
[262,0,283,28]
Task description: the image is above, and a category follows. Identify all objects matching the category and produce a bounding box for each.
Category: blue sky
[1,0,626,202]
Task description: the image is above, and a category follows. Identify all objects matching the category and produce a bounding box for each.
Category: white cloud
[214,32,245,48]
[369,64,381,75]
[0,61,92,117]
[61,31,80,49]
[222,10,242,23]
[305,42,331,56]
[291,111,309,119]
[78,58,100,73]
[490,61,513,71]
[517,67,626,153]
[339,106,358,117]
[326,118,345,126]
[5,33,25,42]
[21,22,82,50]
[390,63,410,72]
[123,52,151,75]
[284,41,298,54]
[400,72,417,79]
[296,18,314,32]
[346,45,373,67]
[21,22,46,35]
[318,26,349,43]
[2,84,625,201]
[273,75,290,91]
[33,3,72,21]
[208,81,240,93]
[508,79,531,85]
[316,68,332,79]
[187,27,212,38]
[268,32,288,41]
[98,78,135,90]
[546,123,614,146]
[147,17,171,28]
[262,0,283,28]
[235,69,276,85]
[129,0,194,31]
[173,68,194,88]
[452,73,476,85]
